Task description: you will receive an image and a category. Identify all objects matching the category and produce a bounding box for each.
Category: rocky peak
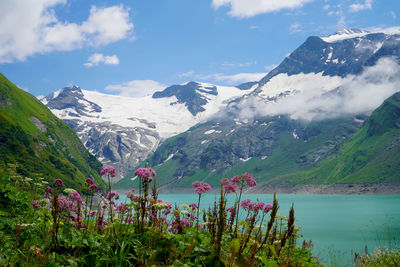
[43,85,101,116]
[152,81,218,115]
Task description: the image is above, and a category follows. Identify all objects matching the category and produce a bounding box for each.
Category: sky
[0,0,399,97]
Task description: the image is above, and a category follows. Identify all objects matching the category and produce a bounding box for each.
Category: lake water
[118,193,400,265]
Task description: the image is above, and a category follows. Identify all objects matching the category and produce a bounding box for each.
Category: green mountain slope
[0,73,103,190]
[271,91,400,185]
[115,115,363,190]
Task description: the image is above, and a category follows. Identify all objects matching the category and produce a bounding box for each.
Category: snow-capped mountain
[118,27,400,190]
[235,27,400,121]
[42,82,255,179]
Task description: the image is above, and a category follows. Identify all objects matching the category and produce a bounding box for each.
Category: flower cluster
[231,173,257,187]
[240,199,272,213]
[221,178,237,193]
[68,191,82,203]
[125,189,136,201]
[86,177,93,185]
[192,181,212,195]
[100,166,116,177]
[134,167,156,182]
[58,196,76,213]
[115,203,130,214]
[52,178,63,188]
[189,203,198,210]
[88,184,99,192]
[31,200,41,210]
[106,190,120,200]
[44,186,52,198]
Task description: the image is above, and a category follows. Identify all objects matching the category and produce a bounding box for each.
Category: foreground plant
[0,166,317,266]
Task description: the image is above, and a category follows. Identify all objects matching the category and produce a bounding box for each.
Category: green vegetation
[0,73,104,191]
[115,116,362,189]
[270,92,400,185]
[355,247,400,266]
[0,167,317,266]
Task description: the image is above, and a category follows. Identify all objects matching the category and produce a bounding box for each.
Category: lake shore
[115,182,400,194]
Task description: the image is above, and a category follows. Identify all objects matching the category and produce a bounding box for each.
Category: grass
[0,73,104,191]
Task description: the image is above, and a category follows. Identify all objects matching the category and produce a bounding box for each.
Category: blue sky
[0,0,399,97]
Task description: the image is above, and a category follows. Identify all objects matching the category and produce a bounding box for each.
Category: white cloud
[390,11,397,20]
[264,64,278,72]
[177,70,267,85]
[214,72,267,84]
[17,84,29,92]
[349,0,372,13]
[0,0,133,63]
[289,23,302,34]
[249,25,259,30]
[105,80,166,98]
[221,61,256,68]
[234,57,400,121]
[84,53,119,67]
[337,15,346,29]
[212,0,314,18]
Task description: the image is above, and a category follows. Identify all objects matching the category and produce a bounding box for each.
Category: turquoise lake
[118,193,400,265]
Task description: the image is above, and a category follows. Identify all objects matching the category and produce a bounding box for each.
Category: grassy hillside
[0,73,103,191]
[269,91,400,185]
[115,116,362,190]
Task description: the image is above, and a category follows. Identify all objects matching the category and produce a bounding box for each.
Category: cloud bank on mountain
[235,57,400,121]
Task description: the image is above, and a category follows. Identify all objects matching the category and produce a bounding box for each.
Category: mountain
[114,115,363,190]
[115,27,400,190]
[265,91,400,185]
[0,74,103,191]
[42,82,254,179]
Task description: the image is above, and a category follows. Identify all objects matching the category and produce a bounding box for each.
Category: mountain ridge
[0,73,104,191]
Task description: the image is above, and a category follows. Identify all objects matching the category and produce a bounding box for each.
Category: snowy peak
[320,27,400,43]
[321,28,370,42]
[44,85,102,117]
[152,81,218,115]
[43,81,255,179]
[258,27,400,87]
[335,28,368,35]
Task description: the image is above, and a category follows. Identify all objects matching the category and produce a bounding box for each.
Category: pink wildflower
[264,204,273,214]
[68,191,82,203]
[192,181,212,195]
[125,189,136,201]
[31,200,41,210]
[221,178,237,193]
[100,166,116,177]
[115,203,130,214]
[44,186,52,198]
[227,206,235,213]
[189,203,198,210]
[88,184,99,192]
[134,167,156,182]
[231,173,257,188]
[240,199,251,210]
[244,173,257,187]
[181,218,190,227]
[85,177,93,185]
[52,178,63,188]
[106,190,119,200]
